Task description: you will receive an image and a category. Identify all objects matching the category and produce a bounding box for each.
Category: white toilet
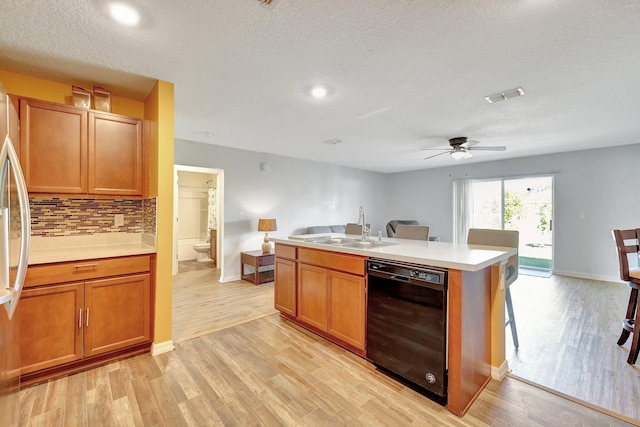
[193,243,210,262]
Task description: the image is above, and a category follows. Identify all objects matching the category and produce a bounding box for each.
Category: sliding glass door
[472,176,553,271]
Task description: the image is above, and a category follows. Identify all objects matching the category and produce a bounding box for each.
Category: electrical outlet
[114,214,124,227]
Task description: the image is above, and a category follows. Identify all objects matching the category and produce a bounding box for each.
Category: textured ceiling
[1,0,639,173]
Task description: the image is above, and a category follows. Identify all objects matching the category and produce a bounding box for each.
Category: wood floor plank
[148,376,189,427]
[64,372,87,427]
[129,376,164,426]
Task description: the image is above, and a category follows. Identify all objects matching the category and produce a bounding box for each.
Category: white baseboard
[491,360,510,380]
[151,340,175,356]
[552,270,621,283]
[220,274,240,283]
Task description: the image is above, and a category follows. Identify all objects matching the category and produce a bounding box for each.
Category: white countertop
[28,233,156,265]
[274,233,516,271]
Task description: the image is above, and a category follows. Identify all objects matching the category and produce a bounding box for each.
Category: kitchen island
[271,234,516,417]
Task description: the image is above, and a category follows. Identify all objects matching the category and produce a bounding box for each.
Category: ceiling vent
[484,87,525,104]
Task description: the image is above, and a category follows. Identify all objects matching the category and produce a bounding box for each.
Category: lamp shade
[258,218,277,232]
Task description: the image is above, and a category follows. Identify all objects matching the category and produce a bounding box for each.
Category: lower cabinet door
[84,273,151,357]
[18,283,84,374]
[297,263,328,331]
[328,270,366,350]
[274,258,297,316]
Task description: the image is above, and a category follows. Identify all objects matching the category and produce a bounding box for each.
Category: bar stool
[612,229,640,365]
[467,228,520,348]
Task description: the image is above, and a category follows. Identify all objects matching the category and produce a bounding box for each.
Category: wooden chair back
[612,229,640,282]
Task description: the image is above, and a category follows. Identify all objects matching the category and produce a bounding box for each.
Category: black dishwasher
[366,258,448,403]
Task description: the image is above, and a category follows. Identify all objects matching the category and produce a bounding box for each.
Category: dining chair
[612,229,640,365]
[394,225,430,240]
[345,223,363,235]
[467,228,520,348]
[386,220,419,237]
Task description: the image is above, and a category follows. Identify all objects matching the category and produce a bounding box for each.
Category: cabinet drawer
[298,248,365,276]
[275,244,297,260]
[25,255,151,287]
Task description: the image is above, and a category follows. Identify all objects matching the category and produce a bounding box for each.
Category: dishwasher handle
[368,269,446,291]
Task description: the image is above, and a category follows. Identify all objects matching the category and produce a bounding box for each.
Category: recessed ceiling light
[311,86,328,98]
[109,3,140,26]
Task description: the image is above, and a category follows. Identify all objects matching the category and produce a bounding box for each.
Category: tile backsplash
[30,197,157,237]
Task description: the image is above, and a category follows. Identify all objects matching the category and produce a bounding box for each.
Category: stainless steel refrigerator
[0,82,31,427]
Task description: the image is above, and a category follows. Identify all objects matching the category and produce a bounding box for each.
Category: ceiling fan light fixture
[484,87,525,104]
[450,148,471,160]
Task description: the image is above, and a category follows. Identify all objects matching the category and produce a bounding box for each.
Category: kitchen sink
[310,237,357,245]
[340,240,396,249]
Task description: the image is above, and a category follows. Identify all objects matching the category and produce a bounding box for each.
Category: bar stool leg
[505,286,519,349]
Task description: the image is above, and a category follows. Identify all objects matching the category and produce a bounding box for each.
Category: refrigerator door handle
[0,134,31,319]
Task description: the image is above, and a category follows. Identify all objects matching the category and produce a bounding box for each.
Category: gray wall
[386,143,640,281]
[175,139,387,280]
[176,138,640,282]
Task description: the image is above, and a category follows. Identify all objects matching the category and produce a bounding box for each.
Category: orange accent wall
[144,80,174,345]
[0,69,144,119]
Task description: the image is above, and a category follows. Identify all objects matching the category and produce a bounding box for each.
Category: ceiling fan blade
[420,147,451,151]
[461,139,482,147]
[423,151,451,160]
[467,146,506,151]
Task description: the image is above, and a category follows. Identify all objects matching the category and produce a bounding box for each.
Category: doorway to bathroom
[172,165,224,278]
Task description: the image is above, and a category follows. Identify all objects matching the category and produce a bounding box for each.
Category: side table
[240,250,275,285]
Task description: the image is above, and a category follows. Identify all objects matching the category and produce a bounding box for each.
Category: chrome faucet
[358,206,370,241]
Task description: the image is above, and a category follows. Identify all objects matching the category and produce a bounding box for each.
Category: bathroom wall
[177,171,216,261]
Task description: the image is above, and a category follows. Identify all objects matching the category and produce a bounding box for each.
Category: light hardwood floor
[172,261,278,343]
[20,313,634,426]
[18,265,638,426]
[507,273,640,422]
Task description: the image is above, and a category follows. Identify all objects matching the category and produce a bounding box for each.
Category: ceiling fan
[422,137,506,160]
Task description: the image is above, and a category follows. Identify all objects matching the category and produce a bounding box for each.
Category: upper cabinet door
[88,112,143,196]
[20,99,87,194]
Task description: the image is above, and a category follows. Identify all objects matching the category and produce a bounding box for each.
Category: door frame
[172,165,225,278]
[472,174,555,272]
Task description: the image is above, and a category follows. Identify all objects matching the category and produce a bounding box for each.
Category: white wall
[175,139,388,281]
[176,138,640,282]
[386,143,640,281]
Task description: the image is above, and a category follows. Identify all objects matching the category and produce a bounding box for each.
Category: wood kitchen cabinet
[274,244,296,317]
[16,255,153,384]
[297,263,328,330]
[18,283,84,374]
[88,111,143,196]
[328,270,365,350]
[274,245,366,354]
[296,265,366,351]
[19,97,143,196]
[84,274,151,357]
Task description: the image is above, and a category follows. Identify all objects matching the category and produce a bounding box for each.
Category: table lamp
[258,218,277,253]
